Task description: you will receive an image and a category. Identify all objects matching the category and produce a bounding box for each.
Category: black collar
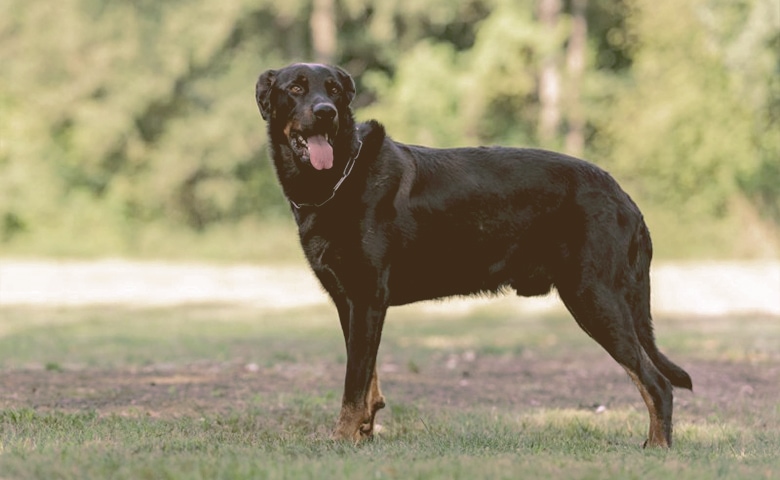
[289,132,363,209]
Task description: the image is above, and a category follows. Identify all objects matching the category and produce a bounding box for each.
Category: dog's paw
[330,427,362,444]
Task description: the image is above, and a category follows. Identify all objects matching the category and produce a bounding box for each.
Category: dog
[255,63,692,447]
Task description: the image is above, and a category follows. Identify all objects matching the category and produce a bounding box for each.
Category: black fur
[255,63,692,446]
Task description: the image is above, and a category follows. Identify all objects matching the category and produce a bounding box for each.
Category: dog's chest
[299,217,353,273]
[301,232,356,297]
[298,213,386,297]
[302,233,333,270]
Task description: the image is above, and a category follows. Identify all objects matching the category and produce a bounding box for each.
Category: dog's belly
[386,242,553,305]
[387,267,505,305]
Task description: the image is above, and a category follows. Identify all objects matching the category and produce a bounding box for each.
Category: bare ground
[1,352,777,429]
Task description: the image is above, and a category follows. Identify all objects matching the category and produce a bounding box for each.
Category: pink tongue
[307,135,333,170]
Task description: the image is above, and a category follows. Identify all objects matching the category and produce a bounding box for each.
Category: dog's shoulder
[355,120,390,161]
[355,119,418,179]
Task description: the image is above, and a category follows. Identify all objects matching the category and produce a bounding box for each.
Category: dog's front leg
[333,294,386,440]
[332,299,387,443]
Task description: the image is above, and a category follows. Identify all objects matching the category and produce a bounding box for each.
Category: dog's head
[256,63,356,171]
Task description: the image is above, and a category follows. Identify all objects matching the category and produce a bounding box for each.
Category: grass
[0,407,776,479]
[0,218,306,264]
[1,302,775,368]
[0,305,340,368]
[0,303,778,479]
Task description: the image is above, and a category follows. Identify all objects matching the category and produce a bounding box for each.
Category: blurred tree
[593,0,777,224]
[564,0,588,157]
[537,0,563,143]
[359,0,554,147]
[311,0,337,64]
[0,0,299,240]
[726,0,780,224]
[0,0,775,256]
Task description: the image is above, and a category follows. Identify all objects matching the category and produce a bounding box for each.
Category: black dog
[255,63,692,447]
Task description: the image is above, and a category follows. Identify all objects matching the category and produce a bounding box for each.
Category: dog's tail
[629,220,693,391]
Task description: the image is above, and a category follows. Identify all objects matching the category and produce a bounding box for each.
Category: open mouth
[289,131,334,171]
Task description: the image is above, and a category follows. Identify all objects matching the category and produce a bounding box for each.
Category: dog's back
[368,140,638,306]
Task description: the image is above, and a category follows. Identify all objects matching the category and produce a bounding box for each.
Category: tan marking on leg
[364,368,386,435]
[623,367,669,448]
[332,403,369,443]
[332,369,386,443]
[332,368,386,442]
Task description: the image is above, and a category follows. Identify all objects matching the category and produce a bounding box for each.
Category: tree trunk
[310,0,337,64]
[538,0,562,144]
[565,0,588,157]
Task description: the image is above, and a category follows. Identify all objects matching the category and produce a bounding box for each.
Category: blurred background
[1,0,778,262]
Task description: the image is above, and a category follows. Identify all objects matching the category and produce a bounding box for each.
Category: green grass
[1,304,778,479]
[0,218,306,264]
[0,302,704,370]
[0,303,589,370]
[0,407,776,479]
[0,305,339,368]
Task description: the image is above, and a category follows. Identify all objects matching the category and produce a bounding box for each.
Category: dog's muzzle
[290,132,334,171]
[287,102,339,171]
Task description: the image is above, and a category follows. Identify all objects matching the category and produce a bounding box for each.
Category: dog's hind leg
[626,225,692,391]
[556,281,675,447]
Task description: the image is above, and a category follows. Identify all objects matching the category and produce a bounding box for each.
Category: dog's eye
[329,86,340,96]
[288,85,304,95]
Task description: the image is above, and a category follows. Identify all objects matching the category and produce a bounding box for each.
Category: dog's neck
[288,130,363,209]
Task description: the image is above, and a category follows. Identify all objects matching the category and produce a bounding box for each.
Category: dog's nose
[313,103,337,121]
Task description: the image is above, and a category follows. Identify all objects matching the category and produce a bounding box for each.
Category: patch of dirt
[2,352,777,425]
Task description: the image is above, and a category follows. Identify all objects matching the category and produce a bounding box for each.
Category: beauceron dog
[255,63,692,447]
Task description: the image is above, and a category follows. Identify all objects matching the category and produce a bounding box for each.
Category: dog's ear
[255,69,277,120]
[334,66,355,105]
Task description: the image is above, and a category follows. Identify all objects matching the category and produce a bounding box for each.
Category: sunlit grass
[0,405,777,480]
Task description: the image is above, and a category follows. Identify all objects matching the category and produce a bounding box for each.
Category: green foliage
[360,40,468,146]
[0,0,777,257]
[360,0,548,147]
[0,0,292,241]
[593,0,771,217]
